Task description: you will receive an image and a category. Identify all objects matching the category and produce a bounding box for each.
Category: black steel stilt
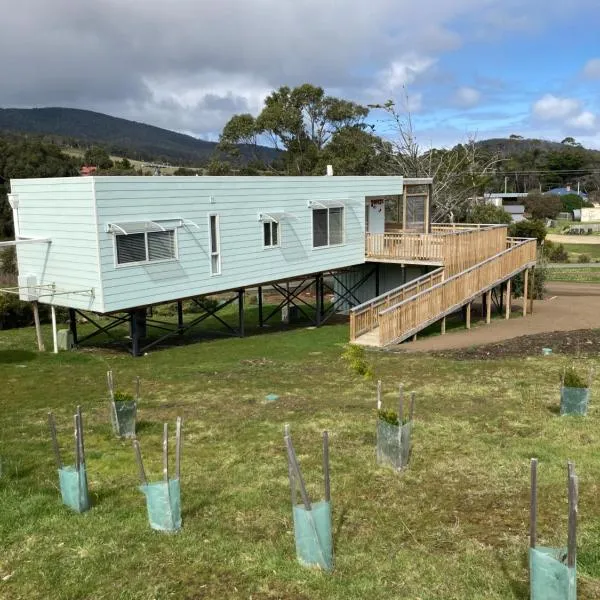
[177,301,184,331]
[257,286,263,328]
[315,275,322,327]
[238,289,245,337]
[375,264,380,296]
[68,308,78,345]
[131,312,140,357]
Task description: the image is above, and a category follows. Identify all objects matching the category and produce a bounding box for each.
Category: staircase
[350,237,537,348]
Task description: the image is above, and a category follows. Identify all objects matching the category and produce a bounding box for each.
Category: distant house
[80,165,97,176]
[483,192,528,222]
[547,185,587,198]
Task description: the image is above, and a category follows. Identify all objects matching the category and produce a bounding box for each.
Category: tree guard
[529,459,578,600]
[48,408,91,513]
[284,427,333,570]
[376,381,415,471]
[133,417,183,532]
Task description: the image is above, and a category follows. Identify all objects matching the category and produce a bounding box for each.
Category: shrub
[469,204,512,225]
[509,219,547,244]
[378,409,399,426]
[562,366,588,389]
[511,262,548,300]
[578,253,591,263]
[547,243,568,263]
[341,344,373,379]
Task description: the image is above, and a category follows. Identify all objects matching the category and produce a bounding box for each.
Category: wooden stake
[74,414,81,471]
[409,392,415,422]
[530,458,537,548]
[107,371,114,400]
[376,380,382,411]
[48,412,62,468]
[162,423,169,483]
[466,302,471,329]
[133,440,147,485]
[175,416,182,480]
[323,431,330,502]
[32,301,45,352]
[441,316,446,335]
[284,434,312,511]
[486,290,492,324]
[284,424,297,506]
[76,405,85,467]
[398,385,404,425]
[505,280,511,320]
[567,467,578,569]
[135,376,141,401]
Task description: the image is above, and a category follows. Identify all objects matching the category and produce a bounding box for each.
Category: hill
[0,107,279,166]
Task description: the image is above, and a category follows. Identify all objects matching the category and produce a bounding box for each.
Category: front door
[366,198,385,234]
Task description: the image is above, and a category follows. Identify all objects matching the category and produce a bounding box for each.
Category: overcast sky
[2,0,600,148]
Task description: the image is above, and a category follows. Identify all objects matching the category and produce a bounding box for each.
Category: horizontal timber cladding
[9,177,103,311]
[94,176,405,312]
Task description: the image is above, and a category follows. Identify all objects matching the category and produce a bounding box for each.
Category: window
[115,230,176,265]
[312,207,344,248]
[209,214,221,275]
[263,221,279,247]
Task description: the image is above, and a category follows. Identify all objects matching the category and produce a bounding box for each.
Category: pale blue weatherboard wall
[95,176,404,313]
[10,177,102,311]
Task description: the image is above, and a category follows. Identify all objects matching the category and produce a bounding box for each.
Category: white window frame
[310,205,345,249]
[208,213,221,276]
[113,229,179,268]
[262,220,281,249]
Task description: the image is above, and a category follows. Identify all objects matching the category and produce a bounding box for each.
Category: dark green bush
[578,253,591,264]
[509,219,547,244]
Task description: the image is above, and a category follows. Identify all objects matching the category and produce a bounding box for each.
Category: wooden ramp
[351,238,537,348]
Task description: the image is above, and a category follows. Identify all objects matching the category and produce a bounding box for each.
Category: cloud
[583,58,600,79]
[453,87,482,108]
[566,111,597,131]
[532,94,581,120]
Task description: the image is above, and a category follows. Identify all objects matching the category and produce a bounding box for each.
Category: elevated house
[1,175,536,354]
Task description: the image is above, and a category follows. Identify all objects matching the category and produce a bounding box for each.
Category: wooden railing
[365,225,508,276]
[377,238,537,346]
[349,267,444,340]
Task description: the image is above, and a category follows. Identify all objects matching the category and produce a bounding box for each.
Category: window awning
[106,219,183,234]
[308,199,346,209]
[258,212,293,223]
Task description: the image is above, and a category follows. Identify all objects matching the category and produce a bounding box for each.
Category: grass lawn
[2,319,600,599]
[546,266,600,283]
[563,244,600,262]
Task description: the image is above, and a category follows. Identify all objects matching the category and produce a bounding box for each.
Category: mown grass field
[546,266,600,283]
[2,317,600,599]
[563,244,600,262]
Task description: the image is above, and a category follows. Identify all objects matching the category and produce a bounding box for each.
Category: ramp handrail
[349,267,444,340]
[377,238,537,346]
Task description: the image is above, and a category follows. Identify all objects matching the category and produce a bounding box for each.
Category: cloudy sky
[2,0,600,148]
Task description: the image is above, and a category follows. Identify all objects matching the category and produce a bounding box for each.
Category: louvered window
[115,230,177,265]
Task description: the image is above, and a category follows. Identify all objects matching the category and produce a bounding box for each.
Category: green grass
[2,321,600,599]
[563,244,600,262]
[546,267,600,283]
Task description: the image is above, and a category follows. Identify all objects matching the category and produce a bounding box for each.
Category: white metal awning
[258,212,293,223]
[0,237,51,247]
[307,199,346,209]
[105,219,183,234]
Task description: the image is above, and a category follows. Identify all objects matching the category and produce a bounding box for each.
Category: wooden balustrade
[365,225,508,276]
[377,238,537,346]
[349,267,444,340]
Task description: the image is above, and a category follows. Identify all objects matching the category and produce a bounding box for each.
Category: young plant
[114,391,135,402]
[341,344,373,380]
[562,367,588,389]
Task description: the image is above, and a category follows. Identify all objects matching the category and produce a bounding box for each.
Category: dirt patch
[432,329,600,360]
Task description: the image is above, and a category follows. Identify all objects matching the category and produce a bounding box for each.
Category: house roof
[547,187,587,197]
[504,205,525,214]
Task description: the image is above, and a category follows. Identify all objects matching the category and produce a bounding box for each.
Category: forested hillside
[0,107,279,166]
